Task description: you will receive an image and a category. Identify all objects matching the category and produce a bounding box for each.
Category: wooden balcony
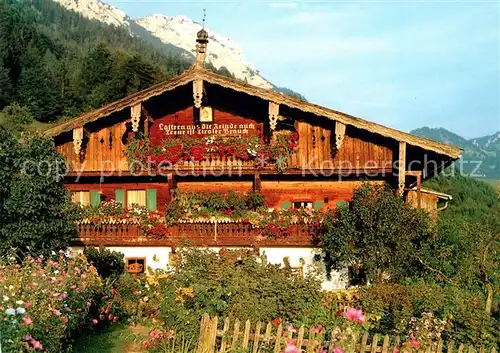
[74,220,318,247]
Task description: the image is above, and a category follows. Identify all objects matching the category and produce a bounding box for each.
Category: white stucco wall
[71,246,172,275]
[259,247,347,290]
[72,245,347,290]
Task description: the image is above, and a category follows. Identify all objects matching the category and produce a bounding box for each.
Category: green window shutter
[147,189,157,211]
[280,201,291,210]
[336,201,348,209]
[115,189,125,208]
[313,201,325,210]
[90,190,101,207]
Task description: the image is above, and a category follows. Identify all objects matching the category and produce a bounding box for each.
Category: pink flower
[393,348,400,353]
[345,307,367,325]
[24,302,32,308]
[61,316,68,324]
[53,309,61,316]
[311,325,324,334]
[32,340,43,350]
[409,335,419,349]
[334,346,345,353]
[92,319,98,325]
[284,339,300,353]
[286,324,297,333]
[22,317,33,326]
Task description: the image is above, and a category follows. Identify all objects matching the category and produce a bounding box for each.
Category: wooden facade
[47,31,461,249]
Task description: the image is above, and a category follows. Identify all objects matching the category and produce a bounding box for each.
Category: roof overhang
[407,187,453,200]
[45,65,463,161]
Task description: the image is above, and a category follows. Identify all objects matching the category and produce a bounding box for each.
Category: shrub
[0,131,76,259]
[83,246,125,279]
[358,283,499,346]
[322,183,432,284]
[0,252,102,352]
[154,247,339,340]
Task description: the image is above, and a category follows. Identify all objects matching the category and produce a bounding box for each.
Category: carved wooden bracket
[335,121,346,150]
[73,127,84,155]
[131,102,142,132]
[398,141,407,196]
[268,102,279,130]
[193,79,203,108]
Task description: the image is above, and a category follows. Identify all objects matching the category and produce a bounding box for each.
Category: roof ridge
[45,65,462,159]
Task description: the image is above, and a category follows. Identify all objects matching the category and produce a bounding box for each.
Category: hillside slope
[411,127,499,179]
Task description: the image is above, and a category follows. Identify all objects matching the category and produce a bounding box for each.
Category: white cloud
[269,2,298,10]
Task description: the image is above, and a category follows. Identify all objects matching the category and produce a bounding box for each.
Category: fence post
[231,319,241,350]
[447,341,455,353]
[273,323,283,353]
[381,335,389,353]
[196,314,217,353]
[361,333,369,353]
[219,317,230,353]
[263,322,272,345]
[252,321,262,353]
[436,340,443,353]
[370,334,379,353]
[242,320,251,350]
[296,325,305,350]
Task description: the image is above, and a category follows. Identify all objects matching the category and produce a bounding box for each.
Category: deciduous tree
[0,129,75,258]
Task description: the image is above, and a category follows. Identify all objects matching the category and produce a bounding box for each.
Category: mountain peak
[135,14,272,89]
[53,0,129,27]
[53,0,273,89]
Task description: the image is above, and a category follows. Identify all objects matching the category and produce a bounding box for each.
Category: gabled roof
[45,65,462,159]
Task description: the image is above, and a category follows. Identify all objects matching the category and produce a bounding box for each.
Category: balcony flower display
[126,130,299,173]
[75,190,323,239]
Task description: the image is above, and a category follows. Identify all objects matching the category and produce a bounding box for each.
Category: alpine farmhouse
[45,30,462,289]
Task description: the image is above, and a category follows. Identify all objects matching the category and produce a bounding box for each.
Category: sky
[107,0,499,138]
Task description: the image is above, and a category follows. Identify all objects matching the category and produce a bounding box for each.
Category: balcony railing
[74,220,317,247]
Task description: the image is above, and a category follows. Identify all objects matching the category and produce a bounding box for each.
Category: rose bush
[0,252,103,352]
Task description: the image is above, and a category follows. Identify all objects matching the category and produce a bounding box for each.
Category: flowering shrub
[0,253,102,352]
[403,312,449,347]
[164,189,265,225]
[164,190,323,238]
[126,130,299,173]
[77,203,169,239]
[359,283,499,346]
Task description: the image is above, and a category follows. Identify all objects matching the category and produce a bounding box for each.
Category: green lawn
[72,324,145,353]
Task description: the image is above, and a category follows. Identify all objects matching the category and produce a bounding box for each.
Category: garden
[0,131,498,352]
[1,246,498,352]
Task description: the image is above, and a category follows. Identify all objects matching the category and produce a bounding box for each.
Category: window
[71,191,90,206]
[292,201,313,209]
[127,190,146,208]
[126,258,145,274]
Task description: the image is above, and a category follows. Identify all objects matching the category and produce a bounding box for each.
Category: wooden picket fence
[195,314,498,353]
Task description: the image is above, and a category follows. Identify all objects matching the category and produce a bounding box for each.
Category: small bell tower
[195,10,209,67]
